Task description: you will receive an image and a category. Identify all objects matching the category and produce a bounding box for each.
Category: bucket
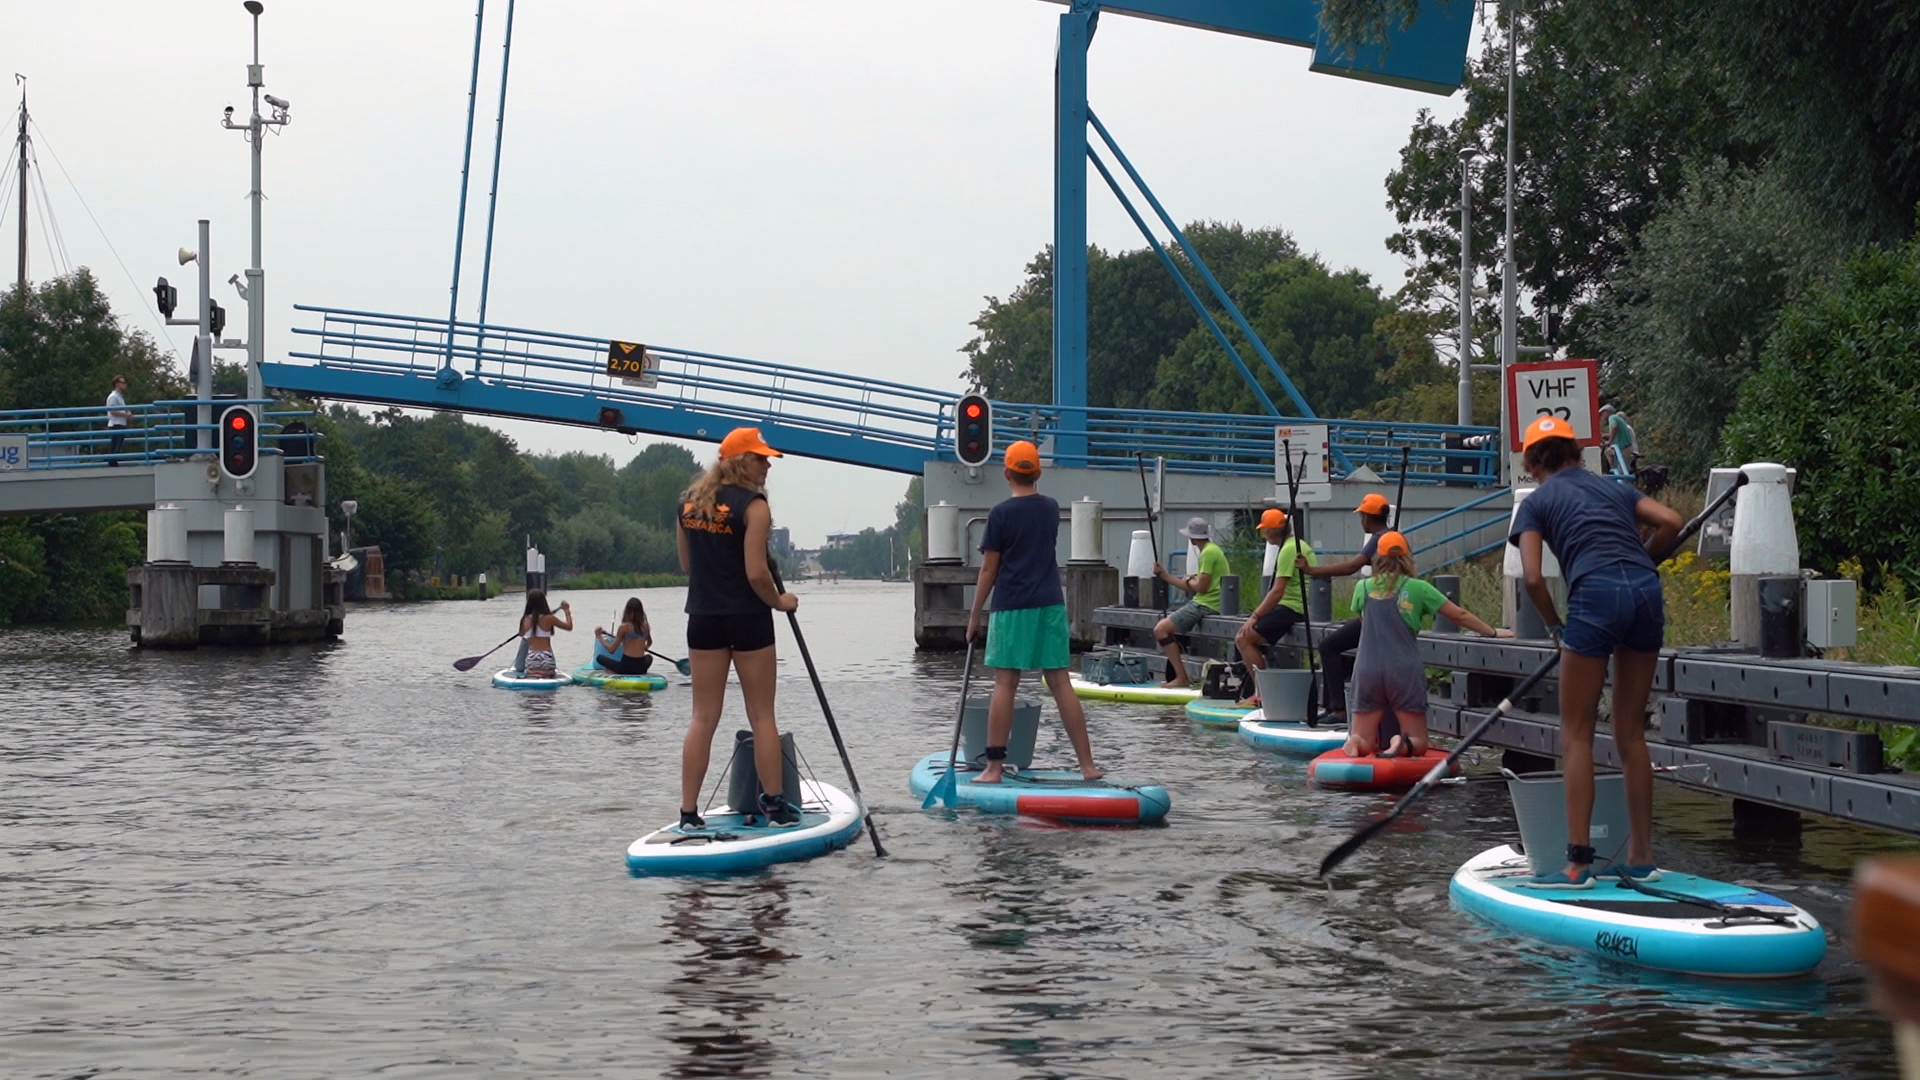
[1254,668,1314,721]
[726,730,804,813]
[1504,769,1632,875]
[960,695,1041,769]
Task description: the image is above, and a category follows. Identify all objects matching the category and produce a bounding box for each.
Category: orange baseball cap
[1005,440,1041,475]
[1376,530,1412,556]
[1522,414,1578,451]
[719,427,782,459]
[1258,508,1288,530]
[1354,493,1390,516]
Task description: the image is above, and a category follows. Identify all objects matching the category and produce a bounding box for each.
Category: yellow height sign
[606,340,657,388]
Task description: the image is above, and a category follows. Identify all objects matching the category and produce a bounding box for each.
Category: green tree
[1722,234,1920,584]
[0,270,185,412]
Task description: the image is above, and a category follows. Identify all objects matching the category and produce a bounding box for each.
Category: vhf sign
[1506,359,1601,450]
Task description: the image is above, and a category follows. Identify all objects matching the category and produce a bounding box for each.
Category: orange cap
[1376,530,1412,556]
[1354,493,1390,516]
[719,427,782,459]
[1005,440,1041,475]
[1522,414,1578,451]
[1258,508,1288,530]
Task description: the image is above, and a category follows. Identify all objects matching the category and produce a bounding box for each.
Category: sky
[1,1,1472,546]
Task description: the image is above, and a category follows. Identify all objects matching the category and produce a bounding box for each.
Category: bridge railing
[993,404,1499,483]
[289,307,960,458]
[0,399,316,471]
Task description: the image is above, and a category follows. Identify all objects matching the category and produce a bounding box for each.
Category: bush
[1722,234,1920,585]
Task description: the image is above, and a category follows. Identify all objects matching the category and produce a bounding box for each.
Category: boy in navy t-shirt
[965,440,1102,783]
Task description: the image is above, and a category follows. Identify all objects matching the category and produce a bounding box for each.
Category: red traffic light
[965,403,982,418]
[230,414,250,430]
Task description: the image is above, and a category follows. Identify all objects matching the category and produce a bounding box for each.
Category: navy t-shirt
[980,493,1064,611]
[1508,467,1652,586]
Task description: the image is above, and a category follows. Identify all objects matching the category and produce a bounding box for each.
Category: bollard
[1219,575,1240,617]
[1123,576,1140,608]
[478,572,489,601]
[1758,575,1802,658]
[926,502,962,564]
[1151,577,1170,610]
[1068,498,1104,563]
[1504,487,1563,639]
[1731,463,1798,650]
[1309,577,1333,623]
[1433,573,1462,633]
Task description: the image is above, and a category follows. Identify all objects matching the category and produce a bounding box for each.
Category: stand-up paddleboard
[1450,845,1827,978]
[571,662,668,692]
[1309,747,1459,791]
[1236,709,1348,756]
[1070,677,1200,705]
[908,753,1171,824]
[492,667,572,691]
[626,779,863,876]
[1185,699,1255,728]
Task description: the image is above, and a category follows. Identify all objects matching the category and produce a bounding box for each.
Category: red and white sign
[1506,358,1600,451]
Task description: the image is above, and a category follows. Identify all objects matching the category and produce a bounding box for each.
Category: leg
[1154,616,1189,687]
[1345,709,1382,757]
[1393,710,1429,755]
[1234,623,1267,700]
[732,644,786,800]
[680,647,732,813]
[1556,649,1611,874]
[1042,668,1102,780]
[975,667,1022,784]
[1611,647,1661,866]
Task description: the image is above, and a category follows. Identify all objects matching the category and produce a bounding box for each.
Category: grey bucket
[1503,769,1632,876]
[960,695,1041,769]
[726,730,804,813]
[1254,668,1314,721]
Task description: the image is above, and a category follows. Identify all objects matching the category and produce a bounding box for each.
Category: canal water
[2,581,1909,1078]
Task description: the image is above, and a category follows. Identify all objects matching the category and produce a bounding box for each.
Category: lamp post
[1457,146,1481,427]
[340,499,358,553]
[1498,0,1520,486]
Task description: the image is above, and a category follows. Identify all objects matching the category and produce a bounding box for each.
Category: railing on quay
[0,399,316,471]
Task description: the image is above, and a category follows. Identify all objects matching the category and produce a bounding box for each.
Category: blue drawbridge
[258,306,1497,483]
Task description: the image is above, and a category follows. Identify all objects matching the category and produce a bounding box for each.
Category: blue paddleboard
[626,780,863,876]
[1235,710,1348,756]
[492,667,572,691]
[909,753,1171,824]
[1185,699,1255,729]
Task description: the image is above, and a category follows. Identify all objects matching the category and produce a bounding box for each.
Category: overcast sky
[3,1,1472,546]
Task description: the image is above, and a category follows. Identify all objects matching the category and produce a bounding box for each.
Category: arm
[743,500,796,612]
[676,521,690,575]
[550,603,574,631]
[1635,496,1683,562]
[1153,562,1210,596]
[966,551,1001,642]
[1517,530,1561,629]
[1305,553,1367,578]
[1439,600,1511,638]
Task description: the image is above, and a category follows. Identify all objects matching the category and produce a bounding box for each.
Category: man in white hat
[1150,516,1229,688]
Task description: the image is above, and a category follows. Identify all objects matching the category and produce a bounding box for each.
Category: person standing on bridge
[1302,492,1393,721]
[1511,414,1682,890]
[964,440,1101,783]
[103,375,131,464]
[1231,508,1315,706]
[675,427,801,830]
[1600,403,1636,477]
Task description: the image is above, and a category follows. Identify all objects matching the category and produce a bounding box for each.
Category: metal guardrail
[276,306,1501,482]
[0,398,315,471]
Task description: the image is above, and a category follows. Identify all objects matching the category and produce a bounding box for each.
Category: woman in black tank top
[674,427,801,830]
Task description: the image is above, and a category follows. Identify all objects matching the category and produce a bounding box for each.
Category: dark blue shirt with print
[1508,467,1652,587]
[980,493,1064,611]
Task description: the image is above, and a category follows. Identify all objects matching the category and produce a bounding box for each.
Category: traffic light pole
[222,2,290,403]
[196,219,213,451]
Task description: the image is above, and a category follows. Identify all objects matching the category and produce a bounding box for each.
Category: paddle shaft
[454,632,518,671]
[1135,452,1165,615]
[1318,470,1751,878]
[1392,441,1409,530]
[770,566,887,857]
[1280,438,1322,723]
[924,639,978,807]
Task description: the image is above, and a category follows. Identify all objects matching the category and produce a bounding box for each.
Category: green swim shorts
[985,604,1071,671]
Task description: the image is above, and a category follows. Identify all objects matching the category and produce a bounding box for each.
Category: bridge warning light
[208,300,227,338]
[956,394,992,467]
[153,277,177,319]
[219,404,257,480]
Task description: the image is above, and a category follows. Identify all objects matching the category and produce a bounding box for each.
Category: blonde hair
[681,453,766,517]
[1368,550,1418,596]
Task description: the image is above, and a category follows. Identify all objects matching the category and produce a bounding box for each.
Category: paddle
[454,632,518,672]
[1391,438,1410,530]
[1135,452,1165,616]
[770,564,887,857]
[647,650,693,677]
[922,637,978,808]
[1280,438,1322,727]
[1317,470,1750,879]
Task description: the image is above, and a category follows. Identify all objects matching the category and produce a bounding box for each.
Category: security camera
[223,105,234,121]
[264,94,289,111]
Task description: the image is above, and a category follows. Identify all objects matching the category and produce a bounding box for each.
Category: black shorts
[687,610,776,653]
[595,652,653,675]
[1251,606,1305,644]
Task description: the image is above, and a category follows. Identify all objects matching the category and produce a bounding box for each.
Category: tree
[1722,234,1920,585]
[0,269,184,412]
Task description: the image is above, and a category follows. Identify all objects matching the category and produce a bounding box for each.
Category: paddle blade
[452,655,483,672]
[675,658,692,677]
[922,766,958,809]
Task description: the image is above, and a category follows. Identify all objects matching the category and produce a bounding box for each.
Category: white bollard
[1069,498,1104,563]
[926,501,961,563]
[222,505,255,565]
[1731,462,1799,648]
[1503,486,1563,637]
[147,504,188,564]
[1126,530,1154,578]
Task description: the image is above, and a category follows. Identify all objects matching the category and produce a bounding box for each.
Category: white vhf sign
[1506,359,1600,449]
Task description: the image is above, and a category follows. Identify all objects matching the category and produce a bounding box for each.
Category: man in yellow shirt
[1232,509,1316,705]
[1151,517,1230,688]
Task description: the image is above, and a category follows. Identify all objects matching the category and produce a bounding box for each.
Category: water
[2,581,1908,1078]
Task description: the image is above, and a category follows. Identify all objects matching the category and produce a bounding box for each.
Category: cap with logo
[1354,492,1391,516]
[1376,530,1412,556]
[719,427,782,459]
[1257,508,1288,530]
[1004,440,1042,475]
[1522,414,1579,451]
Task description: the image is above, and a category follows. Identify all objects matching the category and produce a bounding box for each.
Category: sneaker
[1616,864,1662,883]
[1523,864,1595,890]
[759,792,800,828]
[678,809,705,830]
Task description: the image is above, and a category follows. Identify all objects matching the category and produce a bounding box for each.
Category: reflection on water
[0,582,1910,1077]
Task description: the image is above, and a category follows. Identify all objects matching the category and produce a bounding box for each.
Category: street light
[1457,146,1481,427]
[340,499,358,552]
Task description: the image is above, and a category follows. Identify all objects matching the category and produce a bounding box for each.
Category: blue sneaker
[1524,864,1595,890]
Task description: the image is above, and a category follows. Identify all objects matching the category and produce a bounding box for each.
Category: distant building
[824,531,858,550]
[769,526,792,559]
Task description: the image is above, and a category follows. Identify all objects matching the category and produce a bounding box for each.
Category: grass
[551,571,689,591]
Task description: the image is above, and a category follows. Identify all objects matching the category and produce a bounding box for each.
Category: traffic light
[220,404,258,479]
[955,394,992,467]
[208,300,227,338]
[154,276,177,318]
